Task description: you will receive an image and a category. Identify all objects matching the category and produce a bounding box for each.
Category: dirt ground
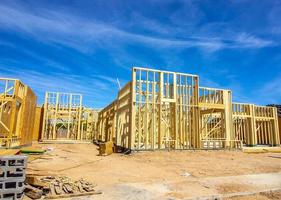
[26,143,281,200]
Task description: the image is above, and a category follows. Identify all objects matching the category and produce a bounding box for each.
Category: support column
[41,92,48,140]
[272,107,280,146]
[249,104,257,146]
[223,90,233,147]
[77,95,82,140]
[52,93,59,140]
[67,94,72,140]
[129,69,136,150]
[158,72,163,149]
[191,77,200,149]
[173,73,178,149]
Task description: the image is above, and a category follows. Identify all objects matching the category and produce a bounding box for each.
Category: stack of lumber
[25,175,101,199]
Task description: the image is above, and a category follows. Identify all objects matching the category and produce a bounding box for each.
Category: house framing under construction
[0,78,37,148]
[80,108,99,141]
[41,92,97,141]
[96,67,280,150]
[41,92,83,141]
[1,67,279,150]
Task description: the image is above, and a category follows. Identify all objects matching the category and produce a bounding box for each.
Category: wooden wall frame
[96,67,280,150]
[41,92,83,141]
[233,103,280,146]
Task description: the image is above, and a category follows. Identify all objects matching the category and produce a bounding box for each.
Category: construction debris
[24,175,101,199]
[24,184,43,199]
[99,141,114,156]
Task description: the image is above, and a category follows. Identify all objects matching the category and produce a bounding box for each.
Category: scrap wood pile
[25,175,102,199]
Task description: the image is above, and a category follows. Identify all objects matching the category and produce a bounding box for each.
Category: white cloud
[0,67,122,107]
[232,33,274,48]
[0,3,274,54]
[0,1,278,108]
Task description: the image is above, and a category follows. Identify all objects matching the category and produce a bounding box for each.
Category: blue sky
[0,0,281,108]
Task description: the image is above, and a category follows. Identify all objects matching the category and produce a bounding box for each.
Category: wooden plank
[158,72,163,149]
[0,149,20,155]
[32,106,43,141]
[45,191,102,199]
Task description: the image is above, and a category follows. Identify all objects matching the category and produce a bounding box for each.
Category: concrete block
[0,191,24,200]
[0,155,26,200]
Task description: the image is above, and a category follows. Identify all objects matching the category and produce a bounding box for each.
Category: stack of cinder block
[0,156,27,200]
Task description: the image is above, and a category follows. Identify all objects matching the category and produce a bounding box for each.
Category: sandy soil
[26,143,281,199]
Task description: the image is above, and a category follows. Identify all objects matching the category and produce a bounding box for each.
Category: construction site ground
[26,143,281,200]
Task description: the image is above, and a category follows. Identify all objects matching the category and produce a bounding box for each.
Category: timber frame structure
[41,92,97,141]
[0,78,37,148]
[233,103,280,146]
[41,92,83,141]
[80,108,99,141]
[96,67,280,150]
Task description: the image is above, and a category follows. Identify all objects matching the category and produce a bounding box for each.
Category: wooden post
[67,94,72,140]
[249,104,257,146]
[77,95,82,140]
[193,77,200,148]
[52,93,59,140]
[272,107,280,146]
[41,92,48,140]
[130,68,136,149]
[145,70,149,149]
[152,72,156,150]
[158,72,163,149]
[173,73,178,149]
[224,90,233,147]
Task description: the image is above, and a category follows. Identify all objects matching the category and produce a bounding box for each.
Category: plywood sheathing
[32,106,44,141]
[0,78,37,148]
